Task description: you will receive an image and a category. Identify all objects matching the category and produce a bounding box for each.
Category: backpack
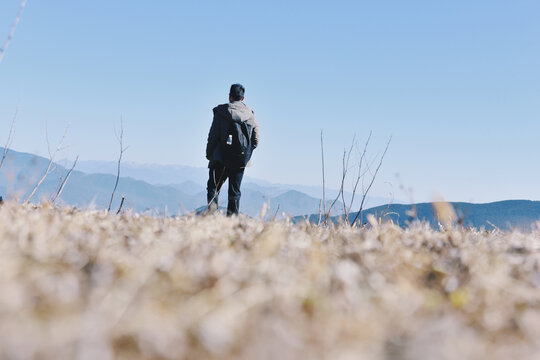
[222,119,253,168]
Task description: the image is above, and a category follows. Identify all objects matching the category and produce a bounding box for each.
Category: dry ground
[1,202,540,359]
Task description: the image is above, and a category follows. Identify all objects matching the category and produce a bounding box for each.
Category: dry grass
[1,202,540,360]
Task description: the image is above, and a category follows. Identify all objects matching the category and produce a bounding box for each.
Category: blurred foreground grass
[1,202,540,359]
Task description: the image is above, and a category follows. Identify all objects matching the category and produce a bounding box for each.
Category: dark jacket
[206,101,260,167]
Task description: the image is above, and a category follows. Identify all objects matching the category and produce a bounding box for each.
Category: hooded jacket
[206,101,260,167]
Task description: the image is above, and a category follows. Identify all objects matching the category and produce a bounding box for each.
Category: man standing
[206,84,260,216]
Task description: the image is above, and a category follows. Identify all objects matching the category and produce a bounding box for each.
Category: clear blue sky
[1,0,539,203]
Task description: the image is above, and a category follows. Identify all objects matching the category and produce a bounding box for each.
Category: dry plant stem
[46,127,63,189]
[351,136,392,227]
[0,109,17,170]
[108,118,128,213]
[325,150,346,219]
[51,155,78,203]
[486,220,500,232]
[320,130,327,223]
[116,196,125,215]
[271,204,280,221]
[205,166,226,213]
[0,0,27,65]
[317,199,322,225]
[346,131,372,223]
[341,143,354,216]
[327,135,356,219]
[45,124,63,196]
[25,125,69,203]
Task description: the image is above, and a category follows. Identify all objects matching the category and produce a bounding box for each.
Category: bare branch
[108,117,127,213]
[327,135,356,221]
[342,136,356,216]
[0,0,28,65]
[0,109,17,170]
[204,167,227,214]
[325,149,345,219]
[351,136,392,227]
[346,131,372,222]
[25,125,70,203]
[45,123,61,188]
[51,155,78,203]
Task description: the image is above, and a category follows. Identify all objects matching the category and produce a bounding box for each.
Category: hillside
[0,147,199,212]
[349,200,540,231]
[0,147,341,217]
[1,203,539,359]
[296,200,540,231]
[71,159,392,209]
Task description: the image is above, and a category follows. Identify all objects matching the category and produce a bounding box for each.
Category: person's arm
[251,113,260,150]
[206,109,219,160]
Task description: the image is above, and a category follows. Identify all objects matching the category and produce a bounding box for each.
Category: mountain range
[68,159,392,207]
[5,148,539,230]
[2,147,388,217]
[296,200,540,231]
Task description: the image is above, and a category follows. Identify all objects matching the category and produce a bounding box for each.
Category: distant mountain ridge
[69,159,393,209]
[296,200,540,231]
[1,147,344,217]
[3,148,540,229]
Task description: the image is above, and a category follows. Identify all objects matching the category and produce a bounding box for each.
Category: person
[205,84,260,216]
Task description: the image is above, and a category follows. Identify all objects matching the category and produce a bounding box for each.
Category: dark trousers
[207,162,245,216]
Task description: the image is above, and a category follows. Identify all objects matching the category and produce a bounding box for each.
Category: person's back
[205,84,259,215]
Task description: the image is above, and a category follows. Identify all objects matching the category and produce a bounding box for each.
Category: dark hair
[229,84,245,101]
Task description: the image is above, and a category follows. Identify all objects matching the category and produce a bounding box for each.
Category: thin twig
[341,137,356,217]
[25,125,69,203]
[0,109,17,170]
[326,150,346,219]
[116,196,125,215]
[205,166,227,213]
[346,131,372,223]
[108,117,127,213]
[52,155,78,203]
[486,220,500,232]
[351,136,392,227]
[320,130,326,223]
[0,0,28,65]
[271,204,280,221]
[45,123,62,189]
[317,199,322,225]
[327,135,356,220]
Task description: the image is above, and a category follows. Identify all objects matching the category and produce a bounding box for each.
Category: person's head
[229,83,245,102]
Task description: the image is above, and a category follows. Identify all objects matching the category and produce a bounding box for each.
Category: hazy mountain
[0,148,198,213]
[3,148,342,217]
[63,160,210,185]
[6,149,540,229]
[296,200,540,231]
[171,180,206,196]
[71,159,393,209]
